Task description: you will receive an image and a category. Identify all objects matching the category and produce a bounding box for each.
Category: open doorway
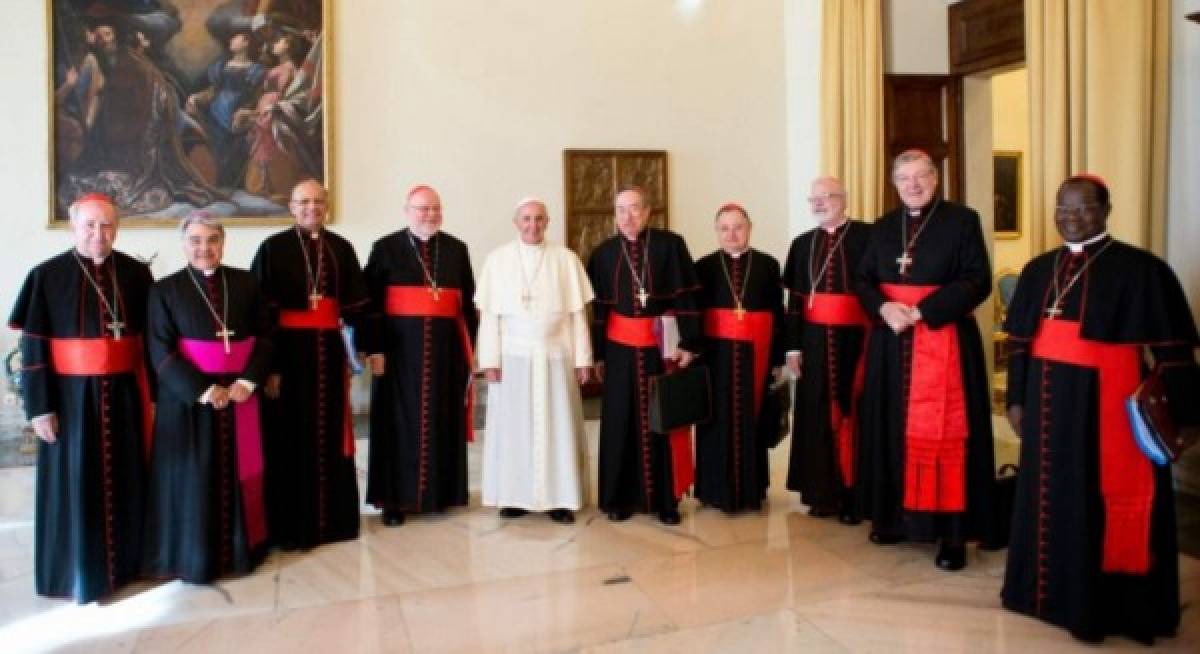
[960,65,1029,451]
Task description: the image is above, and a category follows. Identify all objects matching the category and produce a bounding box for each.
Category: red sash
[881,283,967,512]
[605,313,658,348]
[605,313,693,500]
[385,286,476,443]
[703,309,773,414]
[802,293,870,485]
[278,297,355,455]
[278,297,340,329]
[179,337,268,550]
[1031,319,1151,574]
[50,337,154,461]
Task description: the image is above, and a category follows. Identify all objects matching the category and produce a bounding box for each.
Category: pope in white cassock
[476,197,595,524]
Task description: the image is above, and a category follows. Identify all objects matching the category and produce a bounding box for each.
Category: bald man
[251,179,371,550]
[782,177,872,524]
[693,203,784,514]
[364,185,478,526]
[10,193,154,603]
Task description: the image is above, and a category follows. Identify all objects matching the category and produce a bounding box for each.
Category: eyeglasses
[408,205,440,213]
[1054,204,1103,217]
[893,170,936,185]
[807,193,845,202]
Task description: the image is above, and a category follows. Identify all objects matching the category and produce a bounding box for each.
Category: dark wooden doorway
[882,74,964,208]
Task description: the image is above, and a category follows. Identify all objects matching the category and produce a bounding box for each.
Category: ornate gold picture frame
[47,0,330,228]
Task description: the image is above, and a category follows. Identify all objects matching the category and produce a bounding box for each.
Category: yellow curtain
[1026,0,1170,254]
[820,0,884,221]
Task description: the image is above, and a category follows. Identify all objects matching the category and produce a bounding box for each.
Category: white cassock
[476,239,594,511]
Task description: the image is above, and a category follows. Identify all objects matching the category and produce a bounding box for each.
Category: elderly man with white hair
[364,185,478,527]
[476,197,594,524]
[9,193,154,603]
[782,176,872,525]
[142,211,274,584]
[853,150,996,571]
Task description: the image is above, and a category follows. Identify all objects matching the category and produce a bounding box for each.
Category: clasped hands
[880,301,922,334]
[203,381,254,410]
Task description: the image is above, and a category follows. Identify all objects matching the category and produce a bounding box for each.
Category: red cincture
[881,283,968,513]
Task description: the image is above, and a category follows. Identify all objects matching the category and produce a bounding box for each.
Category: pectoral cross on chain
[636,287,649,308]
[107,320,125,341]
[896,251,913,275]
[734,304,746,321]
[429,285,441,301]
[216,327,235,354]
[309,292,322,310]
[1045,305,1063,319]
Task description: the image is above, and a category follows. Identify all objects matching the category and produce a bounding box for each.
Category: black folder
[648,364,712,433]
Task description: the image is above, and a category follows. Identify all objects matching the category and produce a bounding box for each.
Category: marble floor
[0,422,1197,653]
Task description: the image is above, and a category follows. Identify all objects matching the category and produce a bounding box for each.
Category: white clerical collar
[75,248,110,266]
[820,218,847,234]
[201,267,218,277]
[517,239,546,251]
[724,248,749,259]
[1065,232,1108,253]
[410,229,436,242]
[297,226,322,240]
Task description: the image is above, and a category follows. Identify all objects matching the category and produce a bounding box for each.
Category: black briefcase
[648,364,712,433]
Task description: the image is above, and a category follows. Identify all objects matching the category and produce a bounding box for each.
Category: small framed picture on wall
[993,151,1021,239]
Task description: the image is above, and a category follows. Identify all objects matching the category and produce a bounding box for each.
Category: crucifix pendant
[636,288,649,308]
[1045,305,1063,319]
[309,292,322,310]
[734,304,746,321]
[216,327,235,354]
[430,285,440,301]
[521,290,532,308]
[107,320,125,341]
[896,251,913,275]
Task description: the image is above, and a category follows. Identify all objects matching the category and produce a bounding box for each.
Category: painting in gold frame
[47,0,330,228]
[993,150,1021,239]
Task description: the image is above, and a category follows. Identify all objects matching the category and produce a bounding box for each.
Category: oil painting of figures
[50,0,327,225]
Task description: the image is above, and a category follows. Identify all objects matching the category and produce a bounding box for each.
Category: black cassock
[143,266,273,583]
[587,228,703,515]
[9,250,153,603]
[693,249,784,513]
[251,227,369,548]
[854,200,998,544]
[1001,237,1199,644]
[783,221,872,515]
[364,229,477,514]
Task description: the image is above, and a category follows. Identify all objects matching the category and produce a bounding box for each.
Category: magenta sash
[179,337,267,549]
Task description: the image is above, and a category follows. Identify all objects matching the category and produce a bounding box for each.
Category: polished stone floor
[0,422,1196,653]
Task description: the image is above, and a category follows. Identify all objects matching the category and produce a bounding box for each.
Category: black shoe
[548,509,575,524]
[382,510,405,527]
[935,541,967,571]
[808,506,835,518]
[869,531,904,545]
[499,507,529,518]
[607,510,632,522]
[658,508,682,525]
[837,510,862,526]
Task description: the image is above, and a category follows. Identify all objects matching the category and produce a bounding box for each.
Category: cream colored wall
[883,0,950,74]
[990,68,1032,275]
[0,1,820,356]
[1169,0,1200,326]
[1168,0,1200,496]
